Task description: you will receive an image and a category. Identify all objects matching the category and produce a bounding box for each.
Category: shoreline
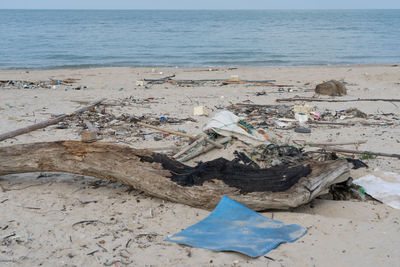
[1,63,399,72]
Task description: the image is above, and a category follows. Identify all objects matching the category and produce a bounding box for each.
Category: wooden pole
[303,141,367,147]
[136,122,197,140]
[321,147,400,159]
[173,137,205,159]
[0,98,106,142]
[277,97,400,103]
[136,122,223,148]
[180,137,232,162]
[310,121,394,127]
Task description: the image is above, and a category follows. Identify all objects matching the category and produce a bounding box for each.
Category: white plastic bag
[354,171,400,209]
[203,111,267,145]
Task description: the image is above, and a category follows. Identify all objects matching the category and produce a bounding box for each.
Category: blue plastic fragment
[165,196,307,257]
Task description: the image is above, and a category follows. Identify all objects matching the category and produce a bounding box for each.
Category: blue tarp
[165,196,307,257]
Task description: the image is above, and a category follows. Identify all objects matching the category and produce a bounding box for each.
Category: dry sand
[0,65,400,266]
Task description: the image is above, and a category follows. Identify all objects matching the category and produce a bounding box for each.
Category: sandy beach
[0,65,400,266]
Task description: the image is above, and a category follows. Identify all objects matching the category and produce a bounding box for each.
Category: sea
[0,9,399,69]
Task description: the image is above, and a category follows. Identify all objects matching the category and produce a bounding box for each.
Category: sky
[1,0,400,10]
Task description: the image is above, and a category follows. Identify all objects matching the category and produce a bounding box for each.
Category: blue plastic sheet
[166,196,307,257]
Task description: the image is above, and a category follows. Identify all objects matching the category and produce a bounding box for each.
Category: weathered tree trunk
[0,141,350,211]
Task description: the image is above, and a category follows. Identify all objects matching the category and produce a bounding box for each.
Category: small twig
[96,243,108,252]
[20,206,41,210]
[1,232,16,240]
[87,250,99,256]
[72,220,103,228]
[264,256,276,261]
[125,238,133,248]
[77,198,98,205]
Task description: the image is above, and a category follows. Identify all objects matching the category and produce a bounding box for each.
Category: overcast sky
[1,0,400,10]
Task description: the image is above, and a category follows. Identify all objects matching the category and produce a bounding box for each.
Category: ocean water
[0,9,399,69]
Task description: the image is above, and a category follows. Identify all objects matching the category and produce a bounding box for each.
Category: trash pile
[227,101,396,137]
[55,97,198,143]
[140,75,292,88]
[1,75,400,260]
[44,97,399,169]
[0,79,79,89]
[106,96,164,107]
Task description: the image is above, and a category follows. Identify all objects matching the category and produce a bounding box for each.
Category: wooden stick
[180,137,231,162]
[136,122,197,140]
[320,147,400,159]
[136,122,223,148]
[144,78,276,83]
[303,141,367,147]
[230,103,289,108]
[310,121,394,127]
[0,98,106,142]
[143,75,176,82]
[144,78,289,87]
[173,137,205,159]
[277,97,400,103]
[204,138,224,148]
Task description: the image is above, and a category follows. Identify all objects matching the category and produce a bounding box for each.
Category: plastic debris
[295,113,309,124]
[353,172,400,209]
[193,106,208,116]
[230,75,240,81]
[295,127,311,133]
[166,196,306,257]
[136,80,145,86]
[203,111,266,145]
[293,105,313,114]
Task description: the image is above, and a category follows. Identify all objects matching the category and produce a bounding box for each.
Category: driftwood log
[0,141,350,211]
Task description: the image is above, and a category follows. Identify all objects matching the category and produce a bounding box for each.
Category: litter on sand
[165,196,307,257]
[193,106,208,116]
[203,111,267,145]
[353,172,400,209]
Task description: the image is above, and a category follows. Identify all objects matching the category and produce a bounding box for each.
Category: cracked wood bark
[0,141,350,211]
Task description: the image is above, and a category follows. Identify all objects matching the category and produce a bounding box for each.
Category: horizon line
[1,8,399,11]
